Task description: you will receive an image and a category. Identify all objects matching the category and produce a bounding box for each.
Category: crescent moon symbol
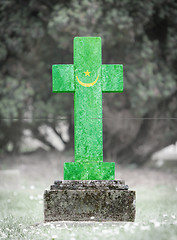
[76,75,99,87]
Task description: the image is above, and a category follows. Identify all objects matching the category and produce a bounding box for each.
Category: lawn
[0,152,177,240]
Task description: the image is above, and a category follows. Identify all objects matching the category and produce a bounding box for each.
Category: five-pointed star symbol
[84,70,91,76]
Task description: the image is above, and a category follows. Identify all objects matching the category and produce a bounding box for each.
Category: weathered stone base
[44,180,136,222]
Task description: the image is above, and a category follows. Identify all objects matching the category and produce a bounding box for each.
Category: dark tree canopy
[0,0,177,164]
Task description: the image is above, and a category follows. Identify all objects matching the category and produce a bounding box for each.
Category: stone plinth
[44,180,136,222]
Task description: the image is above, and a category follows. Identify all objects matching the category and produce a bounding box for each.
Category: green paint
[64,162,115,180]
[52,65,74,93]
[52,37,123,180]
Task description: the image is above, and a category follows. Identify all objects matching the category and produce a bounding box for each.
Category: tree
[0,0,176,164]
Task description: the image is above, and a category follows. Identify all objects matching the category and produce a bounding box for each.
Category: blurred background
[0,1,177,239]
[0,0,177,168]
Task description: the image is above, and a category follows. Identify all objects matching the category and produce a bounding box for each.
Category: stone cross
[52,37,123,180]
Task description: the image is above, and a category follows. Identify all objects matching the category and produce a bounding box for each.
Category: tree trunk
[103,90,177,165]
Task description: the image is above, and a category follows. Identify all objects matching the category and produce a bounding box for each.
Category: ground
[0,151,177,240]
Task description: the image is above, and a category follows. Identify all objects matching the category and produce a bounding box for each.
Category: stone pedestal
[44,180,136,222]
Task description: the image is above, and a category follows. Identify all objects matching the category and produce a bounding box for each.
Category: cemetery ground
[0,151,177,240]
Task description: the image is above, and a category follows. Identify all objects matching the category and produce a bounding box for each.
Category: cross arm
[102,64,123,92]
[52,64,75,93]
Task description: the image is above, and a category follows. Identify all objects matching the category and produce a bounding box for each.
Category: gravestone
[44,37,136,221]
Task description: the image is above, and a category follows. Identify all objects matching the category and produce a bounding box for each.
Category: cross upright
[52,37,123,180]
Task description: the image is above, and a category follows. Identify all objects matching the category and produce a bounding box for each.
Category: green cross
[52,37,123,180]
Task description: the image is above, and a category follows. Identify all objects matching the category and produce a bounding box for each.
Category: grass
[0,182,177,240]
[0,151,177,239]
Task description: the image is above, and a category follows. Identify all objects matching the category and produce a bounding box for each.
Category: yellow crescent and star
[76,69,99,87]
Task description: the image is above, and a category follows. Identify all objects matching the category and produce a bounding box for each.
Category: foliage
[0,0,177,161]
